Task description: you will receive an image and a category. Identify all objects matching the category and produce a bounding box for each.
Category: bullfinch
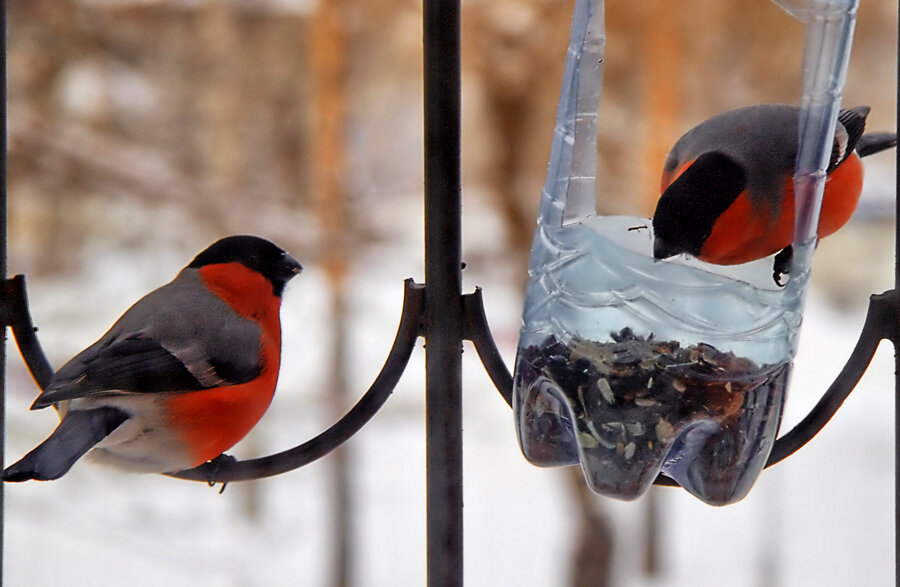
[3,235,302,482]
[651,104,896,282]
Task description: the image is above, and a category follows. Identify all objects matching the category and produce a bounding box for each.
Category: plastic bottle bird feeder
[513,0,860,505]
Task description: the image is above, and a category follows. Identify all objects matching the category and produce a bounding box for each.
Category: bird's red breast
[696,153,863,266]
[651,105,882,273]
[817,151,864,238]
[165,262,283,467]
[698,190,779,265]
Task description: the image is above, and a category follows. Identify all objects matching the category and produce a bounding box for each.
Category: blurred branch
[636,0,681,217]
[10,108,222,208]
[567,467,614,587]
[8,108,317,250]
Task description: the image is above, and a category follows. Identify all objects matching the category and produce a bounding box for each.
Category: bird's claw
[773,246,793,287]
[205,453,238,494]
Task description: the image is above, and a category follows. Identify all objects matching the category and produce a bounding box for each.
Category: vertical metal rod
[423,0,463,585]
[895,0,899,580]
[0,1,7,583]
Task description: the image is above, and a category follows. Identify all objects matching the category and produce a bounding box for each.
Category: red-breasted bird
[3,235,302,482]
[652,104,896,282]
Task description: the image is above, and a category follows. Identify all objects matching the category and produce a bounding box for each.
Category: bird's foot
[206,453,238,494]
[773,246,793,286]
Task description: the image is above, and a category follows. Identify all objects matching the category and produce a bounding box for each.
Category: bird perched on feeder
[651,104,897,284]
[3,235,302,482]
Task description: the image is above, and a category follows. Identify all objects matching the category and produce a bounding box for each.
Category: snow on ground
[2,192,895,586]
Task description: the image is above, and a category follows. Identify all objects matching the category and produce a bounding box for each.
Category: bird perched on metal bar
[4,235,301,482]
[651,104,897,284]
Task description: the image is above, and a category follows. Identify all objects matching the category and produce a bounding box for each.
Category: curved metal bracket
[2,274,424,484]
[462,288,513,407]
[462,286,899,488]
[171,279,424,483]
[4,273,896,488]
[2,275,54,391]
[765,289,897,467]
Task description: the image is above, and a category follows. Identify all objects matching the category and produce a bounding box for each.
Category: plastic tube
[538,0,604,227]
[776,0,859,269]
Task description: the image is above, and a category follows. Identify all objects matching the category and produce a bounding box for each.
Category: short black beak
[653,237,678,260]
[280,253,303,279]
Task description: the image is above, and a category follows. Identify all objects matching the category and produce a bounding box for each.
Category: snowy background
[3,1,897,586]
[4,190,896,587]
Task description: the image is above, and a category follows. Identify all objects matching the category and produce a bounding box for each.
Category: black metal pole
[0,1,8,583]
[895,0,899,580]
[423,0,463,584]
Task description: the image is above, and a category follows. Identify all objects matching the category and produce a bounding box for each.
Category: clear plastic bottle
[513,0,858,505]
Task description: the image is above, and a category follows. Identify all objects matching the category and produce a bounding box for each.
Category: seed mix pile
[516,328,789,495]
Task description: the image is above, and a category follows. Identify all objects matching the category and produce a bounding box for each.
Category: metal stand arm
[1,275,425,484]
[460,284,898,487]
[765,289,897,467]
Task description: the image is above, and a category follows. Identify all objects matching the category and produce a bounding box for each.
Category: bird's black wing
[830,106,869,170]
[30,278,264,410]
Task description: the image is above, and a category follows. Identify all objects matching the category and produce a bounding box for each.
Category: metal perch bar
[462,288,513,407]
[172,280,425,482]
[765,290,897,467]
[4,272,895,486]
[2,276,53,391]
[1,275,425,484]
[456,280,899,488]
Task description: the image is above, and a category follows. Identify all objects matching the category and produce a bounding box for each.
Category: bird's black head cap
[188,235,302,297]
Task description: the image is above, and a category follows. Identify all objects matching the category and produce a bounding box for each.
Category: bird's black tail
[856,132,898,158]
[3,407,128,482]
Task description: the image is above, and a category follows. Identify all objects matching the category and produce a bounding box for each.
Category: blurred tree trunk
[195,1,263,519]
[567,468,614,587]
[311,1,352,585]
[464,4,616,586]
[482,90,536,262]
[634,2,681,575]
[642,486,661,577]
[636,0,681,217]
[197,1,243,191]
